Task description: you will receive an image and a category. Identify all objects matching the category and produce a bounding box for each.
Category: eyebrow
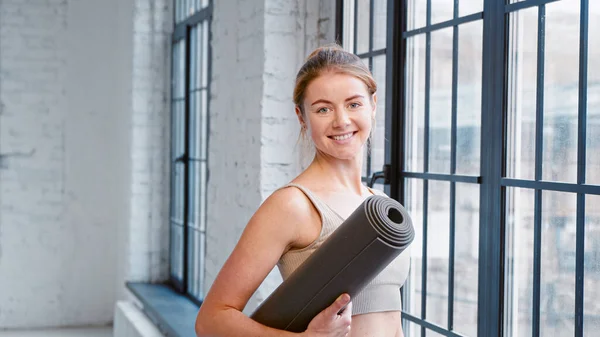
[310,94,365,106]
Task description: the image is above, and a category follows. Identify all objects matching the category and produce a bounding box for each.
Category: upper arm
[198,187,318,314]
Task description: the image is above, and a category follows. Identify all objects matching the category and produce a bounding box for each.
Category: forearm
[196,306,304,337]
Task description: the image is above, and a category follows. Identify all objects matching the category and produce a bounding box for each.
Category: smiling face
[297,72,376,161]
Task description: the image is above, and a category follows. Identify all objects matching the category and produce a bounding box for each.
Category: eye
[348,102,361,109]
[317,107,329,113]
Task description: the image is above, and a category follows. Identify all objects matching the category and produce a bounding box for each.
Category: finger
[328,294,350,316]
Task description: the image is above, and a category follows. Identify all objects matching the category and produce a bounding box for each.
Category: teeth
[332,132,353,141]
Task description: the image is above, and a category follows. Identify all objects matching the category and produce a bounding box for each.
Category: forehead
[304,72,369,101]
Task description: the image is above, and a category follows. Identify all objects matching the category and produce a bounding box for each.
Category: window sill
[126,282,200,337]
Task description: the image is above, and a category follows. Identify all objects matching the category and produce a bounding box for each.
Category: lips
[329,131,356,141]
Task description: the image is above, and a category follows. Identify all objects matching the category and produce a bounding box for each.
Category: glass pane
[406,0,426,30]
[372,0,386,50]
[460,0,483,17]
[506,8,538,180]
[540,191,576,336]
[588,2,600,185]
[170,224,184,280]
[371,55,386,175]
[189,92,197,157]
[355,0,370,54]
[188,229,205,300]
[187,226,197,295]
[454,183,479,336]
[585,195,600,335]
[403,178,424,318]
[190,26,198,90]
[504,187,535,337]
[177,40,186,98]
[542,0,580,183]
[174,102,185,157]
[174,163,185,222]
[425,330,446,337]
[430,28,453,173]
[201,20,209,88]
[403,319,422,337]
[405,34,426,173]
[456,21,482,176]
[200,90,208,160]
[201,0,208,9]
[426,180,450,328]
[431,0,453,25]
[189,161,207,231]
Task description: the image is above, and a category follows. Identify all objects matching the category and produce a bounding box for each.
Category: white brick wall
[206,0,336,313]
[124,0,171,284]
[0,0,163,329]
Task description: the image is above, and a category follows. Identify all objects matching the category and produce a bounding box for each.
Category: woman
[195,44,410,337]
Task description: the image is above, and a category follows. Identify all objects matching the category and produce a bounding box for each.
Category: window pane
[403,178,424,318]
[426,180,450,328]
[588,2,600,185]
[430,28,453,173]
[189,161,207,232]
[190,26,198,90]
[200,90,208,160]
[372,0,386,50]
[170,224,184,280]
[405,34,426,172]
[542,0,580,183]
[504,187,535,337]
[454,183,479,336]
[585,195,600,335]
[431,0,453,25]
[459,0,483,17]
[371,55,386,175]
[540,191,576,336]
[201,20,209,88]
[506,8,538,180]
[355,0,370,54]
[403,319,422,337]
[456,21,482,176]
[188,228,205,299]
[407,0,426,30]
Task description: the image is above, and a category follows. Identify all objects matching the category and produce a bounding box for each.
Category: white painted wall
[0,0,148,329]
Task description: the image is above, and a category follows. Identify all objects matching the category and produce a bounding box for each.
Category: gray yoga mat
[250,194,414,332]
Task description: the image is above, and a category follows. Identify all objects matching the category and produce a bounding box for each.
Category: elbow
[195,310,213,337]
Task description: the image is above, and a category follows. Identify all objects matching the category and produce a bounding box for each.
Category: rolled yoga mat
[250,194,414,332]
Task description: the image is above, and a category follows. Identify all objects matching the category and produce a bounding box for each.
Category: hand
[303,294,352,337]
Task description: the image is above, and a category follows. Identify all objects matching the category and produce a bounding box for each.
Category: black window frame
[169,0,212,306]
[337,0,598,336]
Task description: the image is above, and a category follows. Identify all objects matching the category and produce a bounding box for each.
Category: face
[297,72,376,161]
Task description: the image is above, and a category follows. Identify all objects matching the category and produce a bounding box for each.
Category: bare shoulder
[250,185,321,251]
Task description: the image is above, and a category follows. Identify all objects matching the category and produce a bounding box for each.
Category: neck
[309,149,366,195]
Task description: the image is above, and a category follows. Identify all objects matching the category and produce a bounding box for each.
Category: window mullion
[478,0,506,336]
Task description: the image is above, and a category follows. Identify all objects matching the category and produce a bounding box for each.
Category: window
[339,0,600,336]
[170,0,211,304]
[341,0,389,189]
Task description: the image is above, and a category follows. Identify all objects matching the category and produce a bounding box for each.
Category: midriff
[349,311,403,337]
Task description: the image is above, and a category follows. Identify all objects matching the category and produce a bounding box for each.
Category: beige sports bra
[276,183,411,315]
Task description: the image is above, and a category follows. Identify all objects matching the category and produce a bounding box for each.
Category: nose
[333,108,351,128]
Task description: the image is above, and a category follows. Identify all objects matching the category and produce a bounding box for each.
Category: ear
[295,105,305,128]
[371,93,378,119]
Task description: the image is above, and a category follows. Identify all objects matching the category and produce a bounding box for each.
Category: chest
[320,193,372,220]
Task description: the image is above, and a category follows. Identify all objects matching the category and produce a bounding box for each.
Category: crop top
[276,183,411,315]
